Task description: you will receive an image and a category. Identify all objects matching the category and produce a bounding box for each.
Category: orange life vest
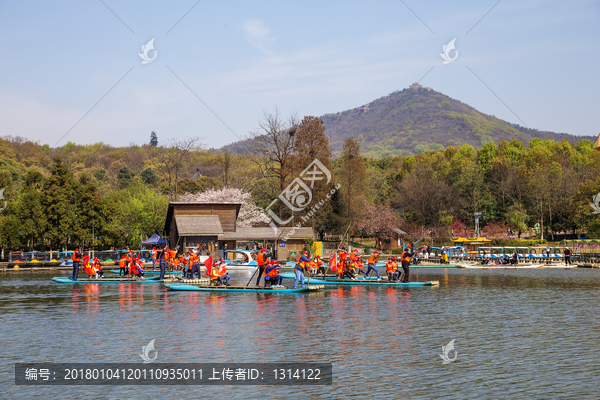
[266,264,279,277]
[119,258,126,268]
[218,263,227,276]
[211,266,220,280]
[401,251,411,263]
[386,261,397,273]
[257,252,266,266]
[368,255,378,264]
[170,250,177,259]
[152,250,157,259]
[72,252,81,262]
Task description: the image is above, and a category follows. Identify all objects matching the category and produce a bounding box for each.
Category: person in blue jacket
[294,251,311,289]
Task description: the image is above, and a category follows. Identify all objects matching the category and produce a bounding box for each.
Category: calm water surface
[1,268,600,399]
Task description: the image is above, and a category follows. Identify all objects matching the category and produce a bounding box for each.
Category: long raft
[164,283,324,293]
[52,276,162,284]
[279,272,439,287]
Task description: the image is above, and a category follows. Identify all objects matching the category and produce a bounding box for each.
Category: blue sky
[0,0,598,149]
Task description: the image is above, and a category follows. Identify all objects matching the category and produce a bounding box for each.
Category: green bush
[391,248,403,255]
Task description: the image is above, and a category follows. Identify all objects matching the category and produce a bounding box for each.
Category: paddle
[245,264,260,287]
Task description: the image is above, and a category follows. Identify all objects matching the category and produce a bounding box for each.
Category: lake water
[2,267,600,399]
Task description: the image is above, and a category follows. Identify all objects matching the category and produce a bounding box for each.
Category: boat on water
[164,283,324,293]
[52,276,161,284]
[279,272,439,286]
[223,250,258,270]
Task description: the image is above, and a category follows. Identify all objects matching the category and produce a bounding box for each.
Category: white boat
[222,250,258,270]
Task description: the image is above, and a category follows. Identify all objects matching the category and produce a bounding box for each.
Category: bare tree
[154,136,203,200]
[247,109,299,214]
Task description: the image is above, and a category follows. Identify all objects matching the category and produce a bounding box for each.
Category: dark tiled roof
[175,215,224,236]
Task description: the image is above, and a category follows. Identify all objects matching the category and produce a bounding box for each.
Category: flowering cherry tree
[358,204,404,237]
[179,188,270,227]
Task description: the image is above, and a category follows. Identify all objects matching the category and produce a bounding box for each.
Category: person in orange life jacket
[255,248,268,287]
[71,248,81,281]
[157,245,167,280]
[265,260,283,287]
[125,250,133,275]
[93,257,104,278]
[294,251,311,289]
[352,250,366,274]
[189,250,201,279]
[400,245,412,283]
[118,254,127,276]
[130,257,144,278]
[363,251,381,280]
[386,257,399,281]
[216,260,230,286]
[315,255,325,274]
[308,259,318,275]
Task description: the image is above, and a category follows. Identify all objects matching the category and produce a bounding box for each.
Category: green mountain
[222,84,593,157]
[322,83,593,157]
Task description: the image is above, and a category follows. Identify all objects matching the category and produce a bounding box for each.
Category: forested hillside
[320,85,594,157]
[0,113,599,254]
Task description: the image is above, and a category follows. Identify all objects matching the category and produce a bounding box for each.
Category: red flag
[330,254,337,272]
[204,256,213,277]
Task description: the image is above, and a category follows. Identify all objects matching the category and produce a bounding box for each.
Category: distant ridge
[221,84,594,157]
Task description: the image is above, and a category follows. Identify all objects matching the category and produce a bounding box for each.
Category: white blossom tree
[179,188,270,227]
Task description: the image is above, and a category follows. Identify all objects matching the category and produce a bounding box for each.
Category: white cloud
[241,19,276,55]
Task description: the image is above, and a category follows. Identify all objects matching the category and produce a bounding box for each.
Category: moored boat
[44,259,62,267]
[164,283,324,293]
[52,276,161,284]
[8,260,24,268]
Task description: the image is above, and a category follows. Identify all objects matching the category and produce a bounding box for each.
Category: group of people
[71,248,106,280]
[254,248,286,288]
[334,245,413,283]
[118,250,146,277]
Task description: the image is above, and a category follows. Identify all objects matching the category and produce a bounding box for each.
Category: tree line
[0,116,598,253]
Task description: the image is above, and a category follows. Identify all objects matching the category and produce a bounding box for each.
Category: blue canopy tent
[141,233,167,245]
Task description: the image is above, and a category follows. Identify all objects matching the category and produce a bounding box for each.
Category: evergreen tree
[41,158,77,250]
[19,171,45,250]
[150,131,158,147]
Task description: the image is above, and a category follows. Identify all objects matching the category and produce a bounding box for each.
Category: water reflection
[3,269,600,399]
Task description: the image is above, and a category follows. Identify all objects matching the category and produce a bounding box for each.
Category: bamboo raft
[109,270,179,275]
[52,276,161,284]
[164,283,324,293]
[162,277,210,285]
[279,272,438,286]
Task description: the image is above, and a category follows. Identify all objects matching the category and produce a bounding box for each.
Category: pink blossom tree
[358,204,404,237]
[179,188,270,227]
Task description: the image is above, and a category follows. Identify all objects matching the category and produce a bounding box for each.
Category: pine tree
[150,131,158,147]
[41,158,77,250]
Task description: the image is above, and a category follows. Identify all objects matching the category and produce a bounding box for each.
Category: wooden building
[164,202,314,260]
[375,228,408,251]
[164,202,241,255]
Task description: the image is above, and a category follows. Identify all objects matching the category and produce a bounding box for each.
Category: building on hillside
[163,202,314,260]
[409,82,432,91]
[594,133,600,150]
